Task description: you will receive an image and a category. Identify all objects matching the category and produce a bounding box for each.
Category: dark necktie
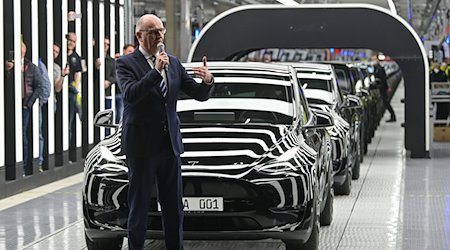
[150,56,167,98]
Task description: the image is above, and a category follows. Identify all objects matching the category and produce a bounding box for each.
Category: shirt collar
[138,46,158,60]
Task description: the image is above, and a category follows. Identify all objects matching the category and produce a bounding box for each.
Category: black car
[83,62,335,250]
[287,62,361,195]
[325,62,364,180]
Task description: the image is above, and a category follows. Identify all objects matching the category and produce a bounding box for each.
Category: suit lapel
[133,49,151,74]
[132,49,167,101]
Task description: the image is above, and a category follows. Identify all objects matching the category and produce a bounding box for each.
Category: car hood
[180,123,295,173]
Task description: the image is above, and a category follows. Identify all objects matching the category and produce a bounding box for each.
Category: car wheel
[320,186,333,226]
[335,167,351,195]
[85,232,123,250]
[359,136,364,163]
[352,150,361,180]
[284,199,320,250]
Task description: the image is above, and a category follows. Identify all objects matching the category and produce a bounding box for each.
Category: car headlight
[256,147,300,174]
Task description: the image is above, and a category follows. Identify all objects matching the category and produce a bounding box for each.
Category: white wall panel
[76,0,82,147]
[14,0,23,162]
[47,0,55,154]
[62,0,69,151]
[32,0,40,159]
[88,1,94,144]
[99,2,105,140]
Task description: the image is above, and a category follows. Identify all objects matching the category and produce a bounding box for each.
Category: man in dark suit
[372,55,396,122]
[115,14,214,250]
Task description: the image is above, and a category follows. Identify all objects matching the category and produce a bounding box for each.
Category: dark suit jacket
[116,48,213,157]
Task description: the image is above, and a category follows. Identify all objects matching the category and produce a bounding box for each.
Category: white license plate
[158,197,223,212]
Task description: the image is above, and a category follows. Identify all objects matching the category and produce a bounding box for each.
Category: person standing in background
[430,62,450,123]
[430,62,448,82]
[36,58,52,172]
[372,55,396,123]
[114,43,135,123]
[66,32,82,162]
[53,43,70,94]
[116,14,214,250]
[95,36,116,134]
[4,42,43,176]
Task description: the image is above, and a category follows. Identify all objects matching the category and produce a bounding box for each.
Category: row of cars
[82,60,392,250]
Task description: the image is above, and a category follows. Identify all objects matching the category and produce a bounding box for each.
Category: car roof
[183,61,293,76]
[278,62,334,77]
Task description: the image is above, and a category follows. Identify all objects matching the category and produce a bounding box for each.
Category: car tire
[320,186,333,226]
[284,199,320,250]
[335,167,351,195]
[85,232,123,250]
[359,136,364,163]
[352,150,361,180]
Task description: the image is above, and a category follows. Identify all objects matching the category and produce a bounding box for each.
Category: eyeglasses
[140,28,166,36]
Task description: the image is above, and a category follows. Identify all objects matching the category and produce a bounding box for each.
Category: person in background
[116,14,214,250]
[430,62,450,123]
[66,32,82,162]
[53,43,70,94]
[95,36,116,135]
[372,55,396,122]
[262,51,272,63]
[36,58,52,172]
[122,43,135,55]
[114,43,135,123]
[5,42,43,176]
[431,62,448,82]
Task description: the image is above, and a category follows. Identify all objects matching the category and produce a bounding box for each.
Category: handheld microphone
[157,42,168,71]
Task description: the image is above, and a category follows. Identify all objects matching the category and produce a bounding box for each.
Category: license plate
[158,197,223,212]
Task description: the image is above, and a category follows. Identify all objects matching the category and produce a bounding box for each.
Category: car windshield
[334,68,352,93]
[177,80,294,125]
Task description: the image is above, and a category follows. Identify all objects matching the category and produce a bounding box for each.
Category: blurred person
[372,55,396,122]
[445,58,450,77]
[430,62,448,82]
[430,62,450,122]
[123,43,135,55]
[66,32,82,162]
[36,58,52,171]
[114,43,135,123]
[4,42,43,175]
[262,51,272,62]
[95,36,116,135]
[53,43,69,93]
[116,14,214,250]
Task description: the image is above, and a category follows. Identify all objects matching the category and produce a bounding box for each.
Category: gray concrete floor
[1,81,450,250]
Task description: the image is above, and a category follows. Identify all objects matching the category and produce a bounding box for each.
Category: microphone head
[157,42,165,52]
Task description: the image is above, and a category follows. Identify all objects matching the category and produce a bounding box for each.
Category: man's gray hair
[135,17,144,34]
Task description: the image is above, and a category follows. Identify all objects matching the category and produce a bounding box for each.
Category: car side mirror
[358,89,370,96]
[304,109,334,129]
[94,109,118,128]
[342,95,362,110]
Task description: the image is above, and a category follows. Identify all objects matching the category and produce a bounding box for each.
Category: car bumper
[84,197,316,243]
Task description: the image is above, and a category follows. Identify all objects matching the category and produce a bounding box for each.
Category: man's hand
[155,52,169,72]
[62,65,70,77]
[95,58,101,70]
[193,56,213,85]
[5,60,14,71]
[104,80,111,89]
